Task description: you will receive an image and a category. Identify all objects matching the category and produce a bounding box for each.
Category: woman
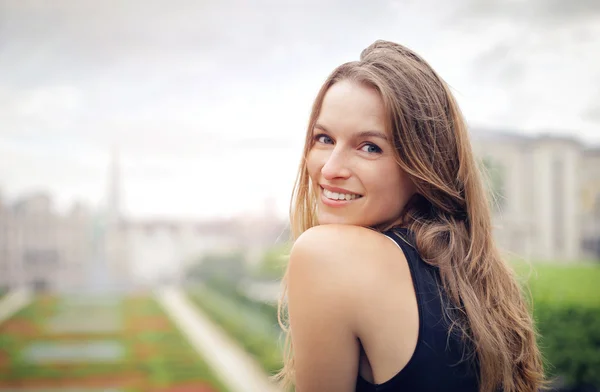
[275,40,546,392]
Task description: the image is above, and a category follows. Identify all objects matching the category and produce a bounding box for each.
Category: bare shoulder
[287,224,419,388]
[288,224,411,328]
[293,223,400,258]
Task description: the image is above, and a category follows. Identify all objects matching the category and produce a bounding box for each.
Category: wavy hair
[275,40,546,392]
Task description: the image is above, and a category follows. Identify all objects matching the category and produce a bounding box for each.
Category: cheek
[366,165,411,204]
[306,149,323,180]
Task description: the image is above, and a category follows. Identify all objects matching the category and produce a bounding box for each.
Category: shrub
[517,262,600,390]
[533,300,600,390]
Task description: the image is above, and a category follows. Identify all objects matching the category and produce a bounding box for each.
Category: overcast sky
[1,0,599,219]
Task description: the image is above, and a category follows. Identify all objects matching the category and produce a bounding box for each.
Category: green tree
[251,243,291,280]
[185,252,247,287]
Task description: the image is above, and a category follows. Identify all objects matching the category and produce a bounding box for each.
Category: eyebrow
[314,123,389,142]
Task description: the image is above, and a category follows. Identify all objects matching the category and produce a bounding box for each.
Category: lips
[320,184,360,195]
[319,185,363,205]
[322,188,362,201]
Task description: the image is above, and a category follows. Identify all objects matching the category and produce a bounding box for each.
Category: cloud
[1,0,600,217]
[0,85,84,137]
[453,0,600,27]
[0,0,405,87]
[583,102,600,123]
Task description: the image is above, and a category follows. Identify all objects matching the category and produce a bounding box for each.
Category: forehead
[316,80,387,135]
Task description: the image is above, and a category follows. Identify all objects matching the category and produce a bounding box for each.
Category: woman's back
[356,228,479,392]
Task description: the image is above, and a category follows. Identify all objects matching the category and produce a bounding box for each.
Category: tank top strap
[383,227,415,251]
[383,227,441,299]
[382,227,426,276]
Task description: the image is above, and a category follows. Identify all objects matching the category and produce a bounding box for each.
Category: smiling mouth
[321,186,363,201]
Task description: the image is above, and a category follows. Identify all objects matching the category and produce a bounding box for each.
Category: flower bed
[0,293,229,391]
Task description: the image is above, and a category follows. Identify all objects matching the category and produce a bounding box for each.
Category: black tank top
[355,228,480,392]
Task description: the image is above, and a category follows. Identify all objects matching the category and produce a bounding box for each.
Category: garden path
[0,287,33,325]
[156,287,281,392]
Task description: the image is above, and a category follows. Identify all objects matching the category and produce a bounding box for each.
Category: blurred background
[0,0,599,391]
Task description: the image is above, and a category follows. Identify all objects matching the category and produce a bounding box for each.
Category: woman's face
[306,80,416,228]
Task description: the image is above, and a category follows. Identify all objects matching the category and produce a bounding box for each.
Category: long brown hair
[275,40,545,392]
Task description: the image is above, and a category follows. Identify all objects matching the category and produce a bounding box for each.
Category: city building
[0,192,95,291]
[471,129,600,261]
[0,152,288,290]
[1,129,598,292]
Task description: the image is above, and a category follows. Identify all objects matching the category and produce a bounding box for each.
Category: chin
[317,212,362,227]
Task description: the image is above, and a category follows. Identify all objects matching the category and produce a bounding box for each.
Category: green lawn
[511,260,600,307]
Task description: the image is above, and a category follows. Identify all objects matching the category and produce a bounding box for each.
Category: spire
[107,145,121,225]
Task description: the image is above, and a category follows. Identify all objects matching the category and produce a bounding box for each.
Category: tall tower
[99,145,130,289]
[106,146,121,226]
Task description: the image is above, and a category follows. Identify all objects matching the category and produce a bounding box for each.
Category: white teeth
[322,188,361,201]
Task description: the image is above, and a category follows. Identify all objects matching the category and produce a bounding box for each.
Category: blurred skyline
[1,0,600,219]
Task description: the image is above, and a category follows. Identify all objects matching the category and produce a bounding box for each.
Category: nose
[321,148,351,180]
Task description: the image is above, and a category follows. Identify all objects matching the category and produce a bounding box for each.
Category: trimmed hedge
[187,285,283,375]
[208,279,279,325]
[536,303,600,390]
[519,262,600,390]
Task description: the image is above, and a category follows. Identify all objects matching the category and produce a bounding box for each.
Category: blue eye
[361,143,382,154]
[315,134,333,144]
